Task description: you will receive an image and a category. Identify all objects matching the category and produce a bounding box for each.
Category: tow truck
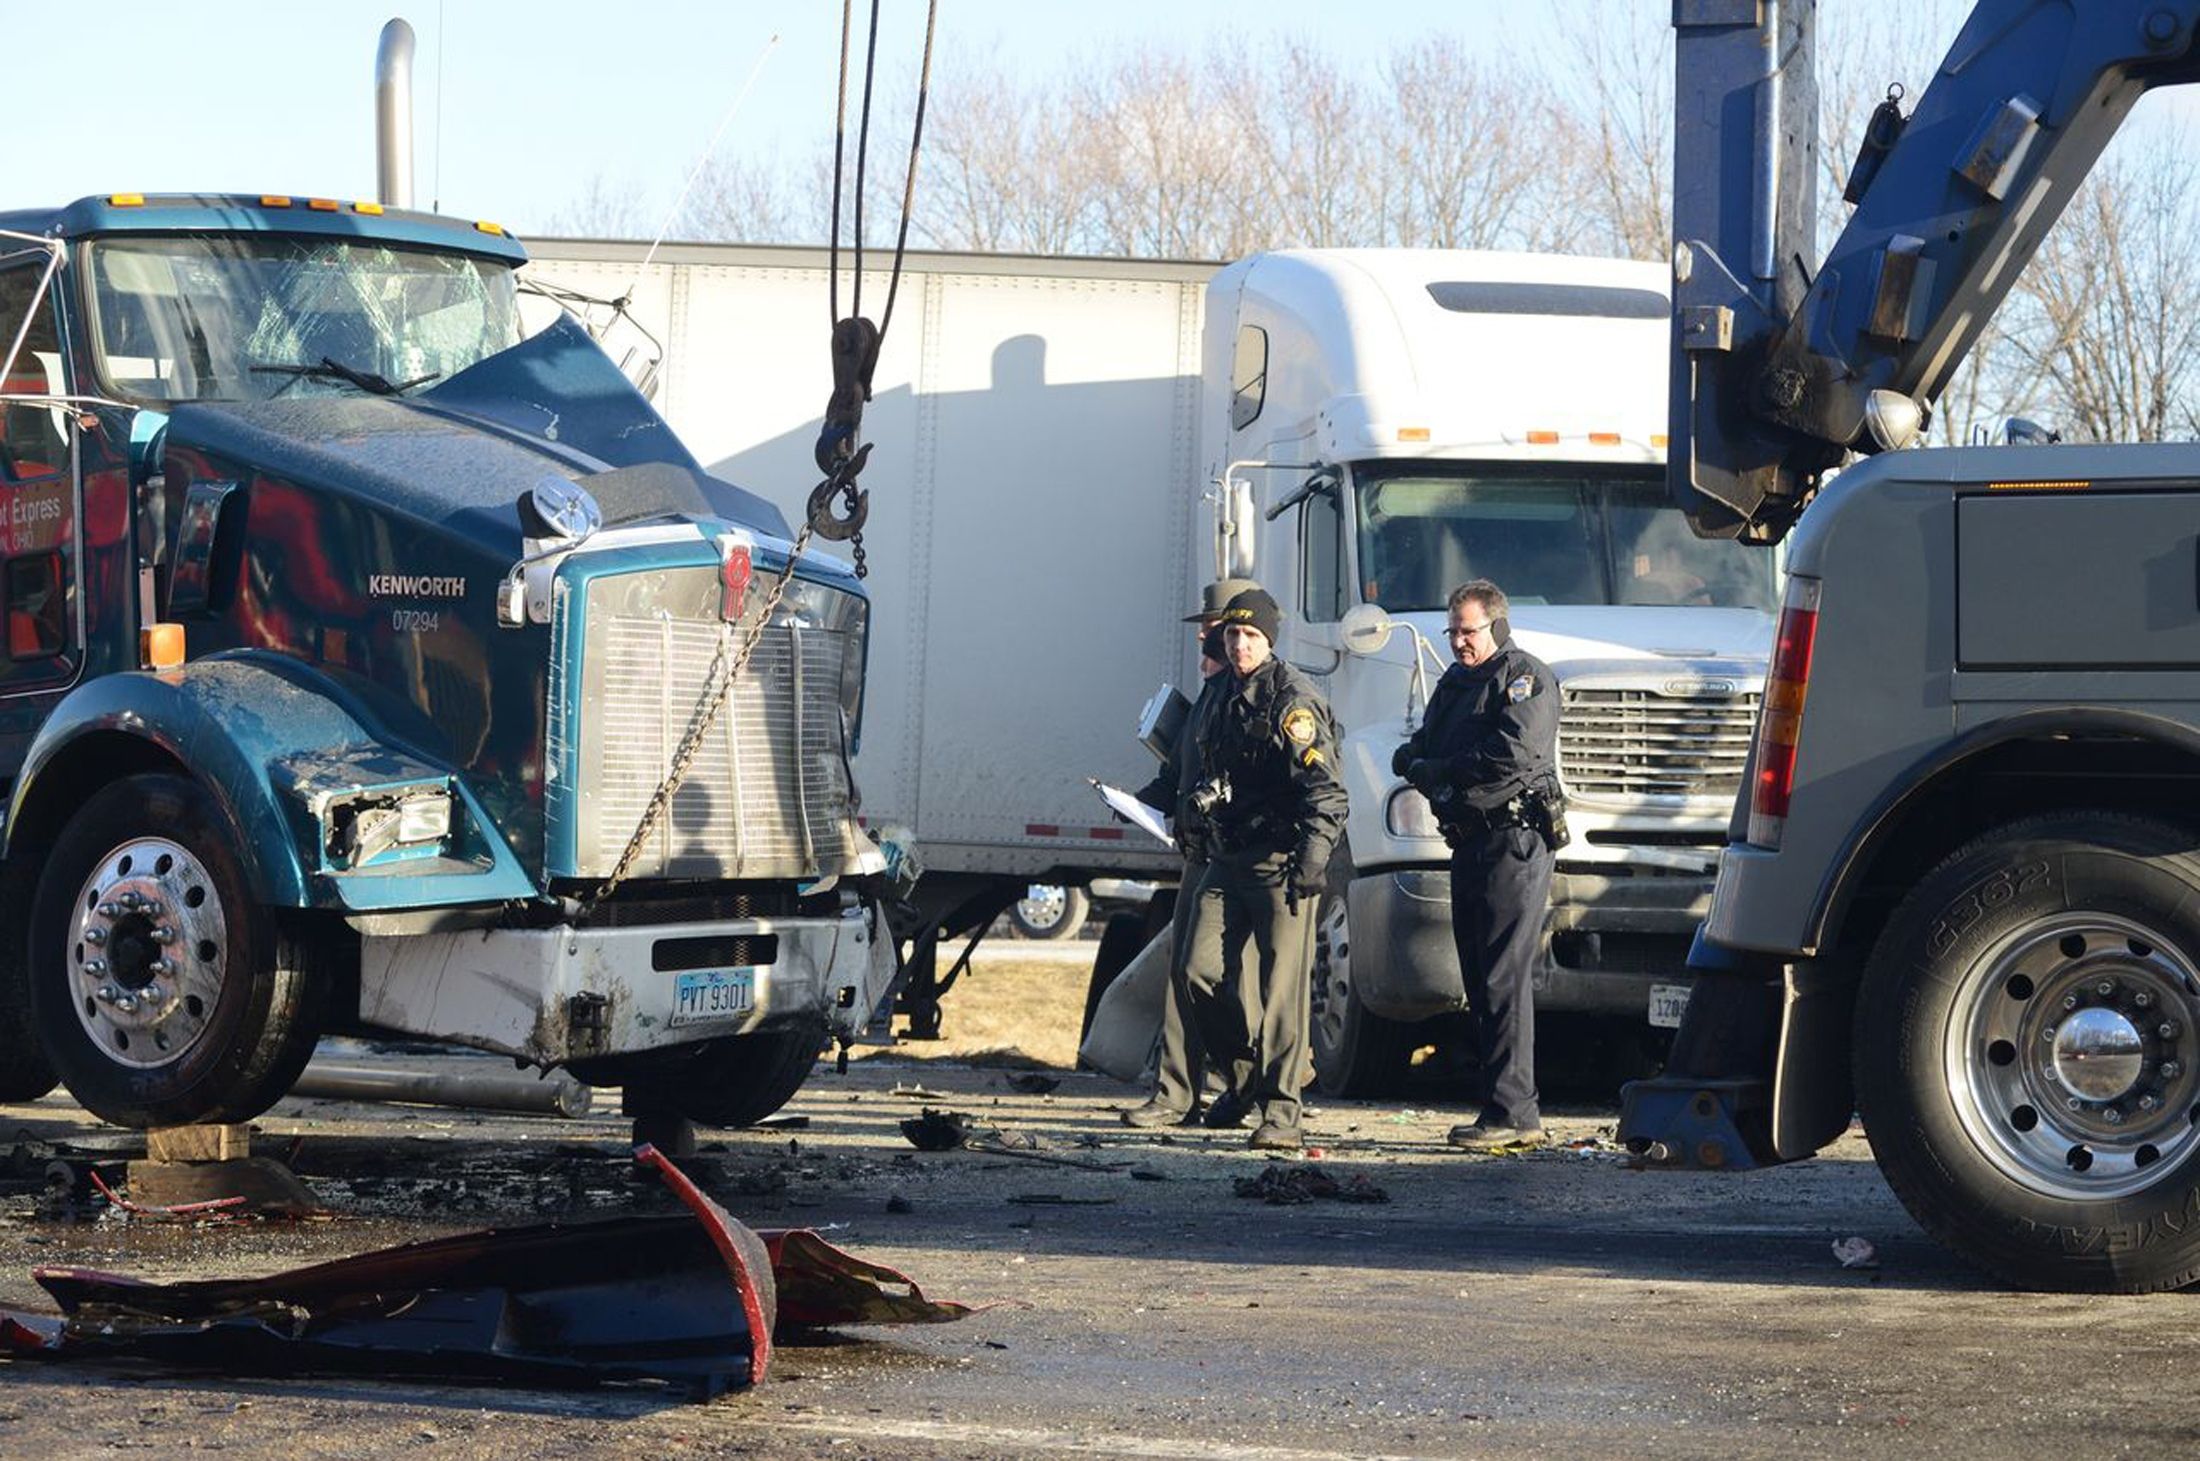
[1618,0,2200,1291]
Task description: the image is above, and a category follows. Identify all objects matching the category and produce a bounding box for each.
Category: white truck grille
[568,565,869,881]
[1559,686,1759,804]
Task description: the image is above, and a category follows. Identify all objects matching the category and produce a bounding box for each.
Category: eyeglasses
[1446,622,1493,640]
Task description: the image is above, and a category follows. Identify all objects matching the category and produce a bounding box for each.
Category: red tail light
[1748,576,1822,847]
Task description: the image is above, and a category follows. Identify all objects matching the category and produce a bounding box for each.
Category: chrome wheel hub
[1949,912,2200,1199]
[68,837,228,1069]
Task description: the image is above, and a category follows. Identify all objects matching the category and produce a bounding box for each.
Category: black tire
[1857,812,2200,1293]
[1009,884,1089,940]
[1309,860,1417,1098]
[0,867,59,1101]
[1080,911,1151,1044]
[28,774,323,1128]
[626,1026,825,1128]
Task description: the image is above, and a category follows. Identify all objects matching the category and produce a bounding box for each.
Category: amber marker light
[1986,480,2090,492]
[1397,426,1431,442]
[109,194,146,208]
[1526,430,1560,445]
[308,198,340,212]
[141,623,186,671]
[261,195,293,208]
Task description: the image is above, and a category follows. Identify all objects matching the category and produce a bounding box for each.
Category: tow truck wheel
[1858,812,2200,1293]
[27,775,323,1129]
[624,1026,825,1129]
[1309,878,1414,1098]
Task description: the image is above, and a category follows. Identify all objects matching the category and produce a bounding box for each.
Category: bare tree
[1377,37,1563,250]
[537,171,655,240]
[1547,2,1671,261]
[2004,141,2200,442]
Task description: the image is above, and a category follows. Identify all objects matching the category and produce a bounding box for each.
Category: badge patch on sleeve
[1282,706,1319,745]
[1506,673,1535,704]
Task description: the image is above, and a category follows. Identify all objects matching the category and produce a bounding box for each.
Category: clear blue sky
[13,2,2191,240]
[11,0,1579,234]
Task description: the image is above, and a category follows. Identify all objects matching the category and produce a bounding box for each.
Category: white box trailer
[521,241,1774,1087]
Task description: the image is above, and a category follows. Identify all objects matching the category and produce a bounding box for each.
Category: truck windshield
[1353,464,1778,612]
[82,235,522,404]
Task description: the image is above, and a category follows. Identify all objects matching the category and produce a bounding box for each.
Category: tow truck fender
[4,654,534,911]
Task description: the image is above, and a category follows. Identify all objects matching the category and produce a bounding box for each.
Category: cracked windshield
[84,235,522,404]
[1354,465,1778,611]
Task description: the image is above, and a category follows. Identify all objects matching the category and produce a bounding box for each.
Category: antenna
[625,32,781,300]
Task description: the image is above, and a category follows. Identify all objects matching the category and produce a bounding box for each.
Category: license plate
[672,968,756,1027]
[1648,983,1691,1029]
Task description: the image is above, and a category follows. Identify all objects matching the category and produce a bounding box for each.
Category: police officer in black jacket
[1119,577,1257,1128]
[1183,587,1349,1149]
[1393,579,1565,1149]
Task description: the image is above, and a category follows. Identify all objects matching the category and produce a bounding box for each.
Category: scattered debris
[0,1144,779,1399]
[760,1228,979,1329]
[1233,1165,1391,1206]
[291,1059,591,1118]
[1003,1073,1061,1095]
[887,1084,956,1102]
[754,1114,812,1131]
[1832,1235,1880,1270]
[885,1193,915,1214]
[899,1108,973,1151]
[1005,1194,1117,1206]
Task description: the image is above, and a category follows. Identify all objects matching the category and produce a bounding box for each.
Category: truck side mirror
[1338,602,1394,657]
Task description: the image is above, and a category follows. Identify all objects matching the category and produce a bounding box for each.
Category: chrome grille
[569,564,869,881]
[1559,686,1759,804]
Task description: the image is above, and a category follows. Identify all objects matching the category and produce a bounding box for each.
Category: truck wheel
[1310,884,1415,1098]
[1857,812,2200,1292]
[27,775,323,1129]
[1009,884,1089,940]
[627,1026,825,1128]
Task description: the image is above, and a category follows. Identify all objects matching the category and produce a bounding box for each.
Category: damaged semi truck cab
[0,195,891,1129]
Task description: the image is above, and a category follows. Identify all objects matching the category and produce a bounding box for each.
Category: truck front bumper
[357,907,893,1066]
[1351,865,1714,1021]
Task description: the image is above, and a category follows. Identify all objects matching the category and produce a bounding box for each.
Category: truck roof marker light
[353,201,385,215]
[260,195,293,208]
[1527,430,1560,445]
[1652,433,1669,449]
[140,622,185,671]
[475,221,508,237]
[1987,479,2090,492]
[1590,431,1622,446]
[1397,426,1431,442]
[109,194,145,208]
[308,198,340,212]
[1748,576,1822,849]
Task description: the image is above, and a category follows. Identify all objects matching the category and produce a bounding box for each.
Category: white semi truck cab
[1201,250,1776,1094]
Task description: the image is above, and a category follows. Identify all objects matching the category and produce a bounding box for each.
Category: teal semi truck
[0,193,891,1129]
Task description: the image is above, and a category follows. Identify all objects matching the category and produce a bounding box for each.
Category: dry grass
[851,945,1094,1071]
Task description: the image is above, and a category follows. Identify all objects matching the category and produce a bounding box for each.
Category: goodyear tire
[1857,812,2200,1292]
[629,1026,825,1128]
[28,775,322,1128]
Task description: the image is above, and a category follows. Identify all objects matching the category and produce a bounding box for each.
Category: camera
[1187,774,1233,817]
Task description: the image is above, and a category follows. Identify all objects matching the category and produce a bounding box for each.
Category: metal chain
[579,522,817,917]
[842,479,868,578]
